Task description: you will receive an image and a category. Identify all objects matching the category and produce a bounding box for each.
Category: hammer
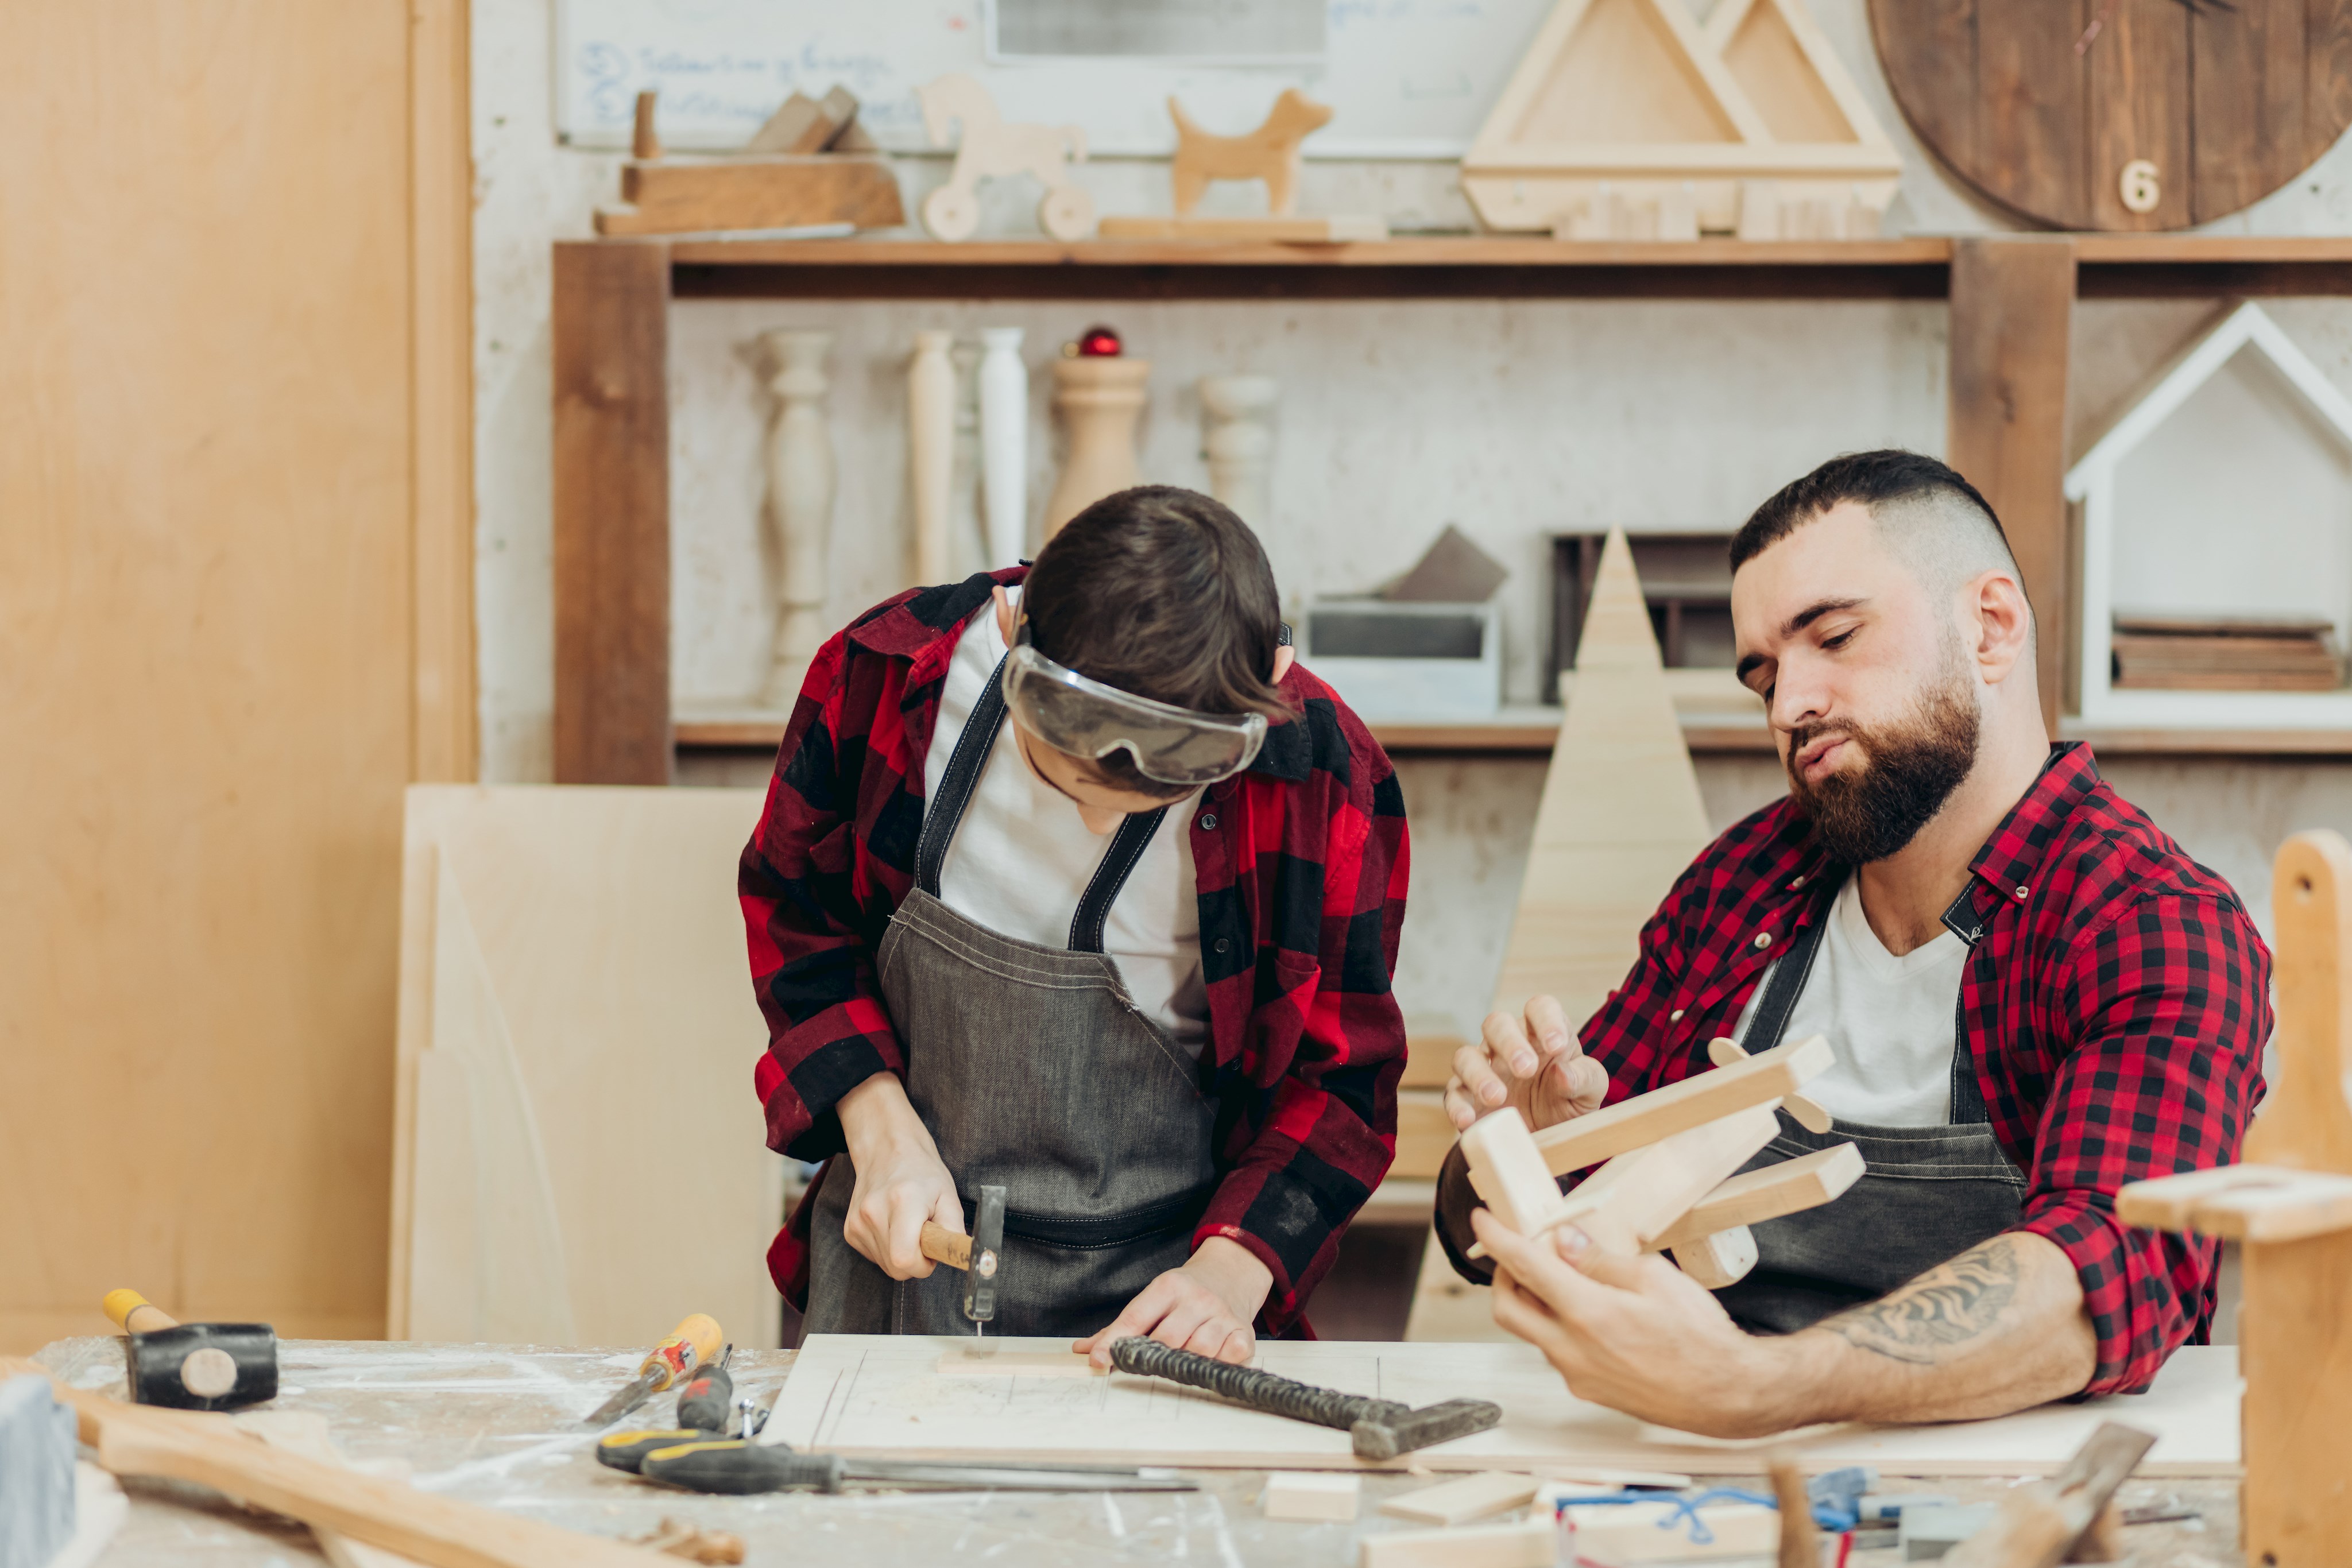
[102,1288,278,1411]
[1109,1338,1500,1460]
[916,1184,1005,1336]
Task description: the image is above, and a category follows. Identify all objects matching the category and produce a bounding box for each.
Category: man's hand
[1445,996,1610,1132]
[1073,1236,1274,1369]
[835,1073,963,1280]
[1471,1210,1800,1438]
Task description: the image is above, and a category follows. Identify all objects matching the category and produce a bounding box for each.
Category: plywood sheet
[764,1334,2242,1477]
[389,785,784,1349]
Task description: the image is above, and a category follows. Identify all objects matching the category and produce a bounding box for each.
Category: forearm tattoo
[1819,1240,2021,1366]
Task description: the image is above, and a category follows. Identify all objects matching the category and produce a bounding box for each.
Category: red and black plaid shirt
[740,568,1409,1332]
[1566,742,2269,1395]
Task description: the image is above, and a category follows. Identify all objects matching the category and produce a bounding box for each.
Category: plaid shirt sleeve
[2018,886,2271,1396]
[1191,691,1411,1332]
[738,625,910,1164]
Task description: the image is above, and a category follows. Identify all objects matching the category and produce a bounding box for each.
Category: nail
[1482,1081,1503,1104]
[1512,1054,1537,1076]
[1556,1226,1591,1259]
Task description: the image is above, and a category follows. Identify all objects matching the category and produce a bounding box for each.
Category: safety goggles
[1000,625,1283,788]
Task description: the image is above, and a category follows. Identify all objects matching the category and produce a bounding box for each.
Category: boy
[741,486,1409,1364]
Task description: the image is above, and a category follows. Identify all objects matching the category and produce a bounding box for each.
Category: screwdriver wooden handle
[919,1222,974,1272]
[103,1289,179,1337]
[640,1314,724,1393]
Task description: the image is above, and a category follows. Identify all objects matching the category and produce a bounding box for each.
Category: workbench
[33,1336,2242,1566]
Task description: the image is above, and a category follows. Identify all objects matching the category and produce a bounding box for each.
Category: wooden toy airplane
[1460,1033,1863,1288]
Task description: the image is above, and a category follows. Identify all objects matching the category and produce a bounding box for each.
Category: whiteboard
[552,0,1553,157]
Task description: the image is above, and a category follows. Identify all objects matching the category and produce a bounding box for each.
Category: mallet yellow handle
[103,1288,179,1337]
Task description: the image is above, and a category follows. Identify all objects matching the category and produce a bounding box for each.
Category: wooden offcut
[1645,1143,1866,1250]
[1263,1469,1360,1521]
[1381,1470,1542,1526]
[2121,830,2352,1566]
[594,156,905,238]
[1528,1033,1834,1174]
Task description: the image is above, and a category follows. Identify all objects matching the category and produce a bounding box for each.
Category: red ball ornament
[1075,324,1123,358]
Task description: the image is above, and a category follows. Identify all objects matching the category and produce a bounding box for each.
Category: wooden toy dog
[1168,89,1333,217]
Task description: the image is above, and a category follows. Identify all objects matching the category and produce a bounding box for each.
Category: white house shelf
[2065,301,2352,731]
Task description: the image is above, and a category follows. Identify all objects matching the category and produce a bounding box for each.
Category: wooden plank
[937,1350,1102,1378]
[1971,0,2091,227]
[0,0,420,1351]
[2247,831,2352,1174]
[1262,1470,1359,1521]
[761,1334,2243,1475]
[1392,1091,1459,1180]
[1098,216,1388,242]
[1381,1471,1541,1526]
[553,242,674,785]
[1557,1103,1780,1253]
[2116,1164,2352,1242]
[1646,1143,1867,1250]
[6,1360,664,1568]
[596,156,904,237]
[410,0,475,785]
[1401,1029,1466,1090]
[1947,238,2075,734]
[1460,1110,1568,1238]
[1529,1035,1833,1175]
[1361,1517,1553,1567]
[2191,0,2305,223]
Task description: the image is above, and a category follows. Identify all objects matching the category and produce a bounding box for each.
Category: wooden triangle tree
[1461,0,1900,238]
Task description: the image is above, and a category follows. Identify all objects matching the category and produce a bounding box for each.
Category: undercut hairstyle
[1021,485,1293,796]
[1730,450,2026,614]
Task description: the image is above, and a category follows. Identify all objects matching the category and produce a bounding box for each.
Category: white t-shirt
[1730,875,1968,1127]
[919,595,1210,1054]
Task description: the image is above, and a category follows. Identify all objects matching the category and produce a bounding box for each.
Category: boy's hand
[835,1073,964,1280]
[1073,1236,1272,1369]
[1445,995,1610,1132]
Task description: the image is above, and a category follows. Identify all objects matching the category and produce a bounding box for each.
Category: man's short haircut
[1729,450,2024,606]
[1021,485,1292,796]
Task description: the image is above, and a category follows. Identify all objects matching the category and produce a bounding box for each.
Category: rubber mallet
[102,1290,277,1412]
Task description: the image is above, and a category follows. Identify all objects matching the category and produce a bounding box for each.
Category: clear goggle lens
[1001,642,1270,787]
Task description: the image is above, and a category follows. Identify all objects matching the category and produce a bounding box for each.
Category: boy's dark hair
[1730,449,2018,580]
[1021,485,1292,798]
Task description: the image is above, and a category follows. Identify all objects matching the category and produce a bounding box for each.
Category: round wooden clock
[1867,0,2352,230]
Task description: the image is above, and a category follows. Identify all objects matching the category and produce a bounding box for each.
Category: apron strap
[914,651,1173,954]
[1940,885,1993,1126]
[915,655,1012,899]
[1741,870,1839,1054]
[1069,807,1169,953]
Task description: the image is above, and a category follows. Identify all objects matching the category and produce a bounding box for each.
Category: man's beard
[1786,651,1981,865]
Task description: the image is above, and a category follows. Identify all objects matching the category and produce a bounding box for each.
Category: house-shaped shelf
[1460,0,1900,238]
[2066,301,2352,729]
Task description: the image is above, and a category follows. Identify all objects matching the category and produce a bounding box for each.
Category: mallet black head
[125,1322,278,1411]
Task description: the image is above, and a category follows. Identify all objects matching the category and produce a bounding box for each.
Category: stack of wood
[2110,613,2343,692]
[595,87,904,238]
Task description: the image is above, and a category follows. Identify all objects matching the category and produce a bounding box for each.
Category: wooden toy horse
[915,73,1093,242]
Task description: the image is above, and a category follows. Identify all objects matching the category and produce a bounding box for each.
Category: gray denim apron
[1713,869,2027,1334]
[802,657,1224,1338]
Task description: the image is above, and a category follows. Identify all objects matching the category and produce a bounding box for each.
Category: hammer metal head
[125,1322,278,1411]
[964,1186,1005,1327]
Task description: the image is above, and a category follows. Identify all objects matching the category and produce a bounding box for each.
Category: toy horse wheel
[1038,184,1095,242]
[922,185,981,242]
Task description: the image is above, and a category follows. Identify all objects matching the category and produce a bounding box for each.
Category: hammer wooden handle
[103,1288,179,1336]
[919,1222,975,1272]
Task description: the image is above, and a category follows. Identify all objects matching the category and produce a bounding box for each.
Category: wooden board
[1530,1035,1833,1174]
[762,1334,2242,1476]
[1391,1091,1459,1180]
[553,243,673,786]
[595,156,905,237]
[387,786,783,1349]
[1097,216,1388,243]
[1868,0,2352,230]
[0,0,457,1353]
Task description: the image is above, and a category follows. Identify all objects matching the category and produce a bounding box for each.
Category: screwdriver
[582,1314,724,1428]
[674,1343,735,1432]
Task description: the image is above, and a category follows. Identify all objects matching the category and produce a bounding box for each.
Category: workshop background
[7,0,2347,1361]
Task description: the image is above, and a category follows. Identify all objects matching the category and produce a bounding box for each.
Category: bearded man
[1431,450,2271,1435]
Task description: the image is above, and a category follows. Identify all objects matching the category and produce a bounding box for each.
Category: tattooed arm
[1779,1232,2098,1424]
[1468,1213,2098,1438]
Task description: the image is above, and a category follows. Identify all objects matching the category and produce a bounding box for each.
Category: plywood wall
[0,1,472,1351]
